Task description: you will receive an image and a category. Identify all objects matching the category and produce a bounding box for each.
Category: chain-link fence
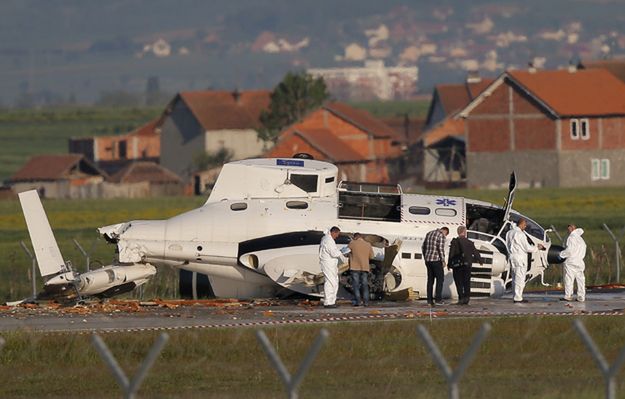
[1,320,623,398]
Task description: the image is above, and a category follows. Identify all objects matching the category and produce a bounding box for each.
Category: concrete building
[160,90,270,181]
[308,60,418,101]
[458,68,625,188]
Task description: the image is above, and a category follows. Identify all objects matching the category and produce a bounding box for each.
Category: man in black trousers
[448,225,483,305]
[422,227,449,306]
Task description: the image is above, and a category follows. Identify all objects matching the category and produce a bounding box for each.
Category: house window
[570,119,579,140]
[580,119,590,140]
[601,159,610,180]
[118,140,127,159]
[591,159,610,180]
[591,159,600,181]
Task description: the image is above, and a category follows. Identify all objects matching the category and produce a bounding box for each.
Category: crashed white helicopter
[88,157,563,301]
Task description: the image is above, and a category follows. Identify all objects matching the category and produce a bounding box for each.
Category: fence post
[73,238,98,272]
[256,328,329,399]
[548,225,563,244]
[573,319,625,399]
[19,241,37,298]
[92,333,169,399]
[417,323,491,399]
[0,336,4,351]
[602,224,625,283]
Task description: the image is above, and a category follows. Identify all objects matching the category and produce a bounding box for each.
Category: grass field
[1,317,625,398]
[0,107,161,181]
[1,186,624,302]
[349,99,430,118]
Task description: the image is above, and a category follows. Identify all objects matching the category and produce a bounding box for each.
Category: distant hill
[1,0,625,106]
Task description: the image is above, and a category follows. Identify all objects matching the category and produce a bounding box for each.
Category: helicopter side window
[290,174,318,193]
[409,206,431,215]
[435,208,457,217]
[286,201,309,209]
[230,203,248,211]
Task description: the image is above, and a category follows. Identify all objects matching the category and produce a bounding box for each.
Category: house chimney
[466,70,481,83]
[567,60,578,73]
[232,88,241,104]
[528,61,537,74]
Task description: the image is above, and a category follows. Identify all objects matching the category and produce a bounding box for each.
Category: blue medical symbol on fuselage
[436,198,456,207]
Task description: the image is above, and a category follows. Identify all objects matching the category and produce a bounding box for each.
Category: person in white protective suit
[319,226,347,308]
[506,218,544,303]
[559,224,587,302]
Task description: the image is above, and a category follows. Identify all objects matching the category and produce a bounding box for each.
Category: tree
[258,71,330,143]
[193,147,234,172]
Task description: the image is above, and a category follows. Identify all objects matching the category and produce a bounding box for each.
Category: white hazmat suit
[560,228,587,302]
[506,225,539,302]
[319,232,346,306]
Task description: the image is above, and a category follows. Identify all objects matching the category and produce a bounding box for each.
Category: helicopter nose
[547,244,566,264]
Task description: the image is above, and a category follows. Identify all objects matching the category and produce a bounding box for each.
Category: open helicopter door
[502,172,517,223]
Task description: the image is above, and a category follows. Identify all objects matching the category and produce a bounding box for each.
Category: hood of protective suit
[570,228,584,237]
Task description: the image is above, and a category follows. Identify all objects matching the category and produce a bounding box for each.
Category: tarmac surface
[1,287,624,334]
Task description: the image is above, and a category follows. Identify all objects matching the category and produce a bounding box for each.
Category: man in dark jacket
[448,226,483,305]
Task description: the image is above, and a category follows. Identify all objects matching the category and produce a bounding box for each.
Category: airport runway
[1,288,624,334]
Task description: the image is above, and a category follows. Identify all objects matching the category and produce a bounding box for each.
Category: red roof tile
[178,90,271,130]
[435,79,495,116]
[10,154,105,182]
[420,118,465,147]
[380,116,426,145]
[580,59,625,84]
[508,69,625,116]
[323,102,398,139]
[110,161,182,184]
[294,129,365,163]
[127,118,160,137]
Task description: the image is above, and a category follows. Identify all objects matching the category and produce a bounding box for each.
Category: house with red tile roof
[458,67,625,188]
[8,154,107,198]
[265,102,402,182]
[110,161,184,196]
[424,76,494,130]
[159,89,271,181]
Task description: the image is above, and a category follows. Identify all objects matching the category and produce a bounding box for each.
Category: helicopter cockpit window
[509,214,545,240]
[290,174,318,193]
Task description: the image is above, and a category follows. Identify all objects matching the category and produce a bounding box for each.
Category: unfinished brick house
[458,68,625,188]
[265,102,402,182]
[68,118,161,175]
